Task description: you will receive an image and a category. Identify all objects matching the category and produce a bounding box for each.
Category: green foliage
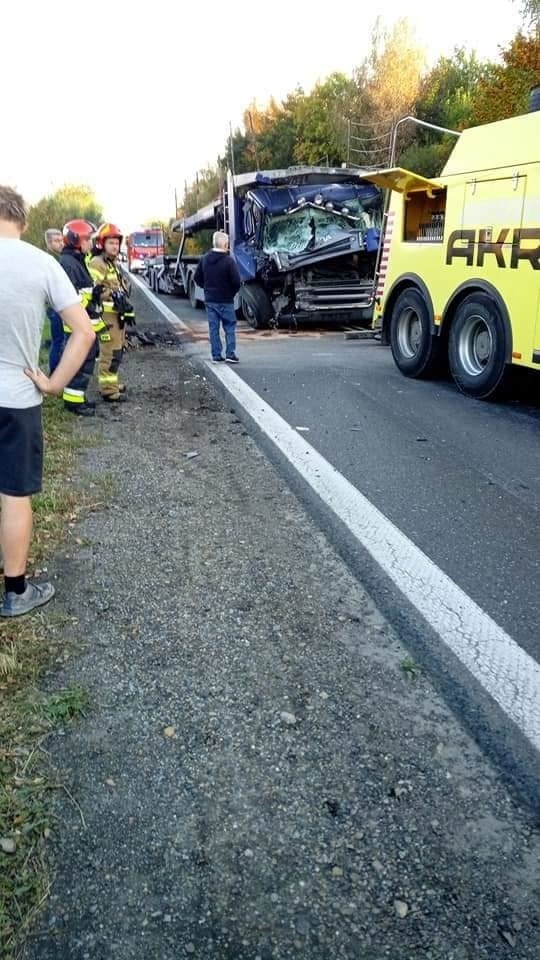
[185,229,213,255]
[470,33,540,124]
[514,0,540,28]
[394,48,494,171]
[35,687,89,726]
[181,166,221,218]
[415,49,493,132]
[258,95,300,168]
[400,655,419,678]
[178,17,537,215]
[165,230,181,255]
[293,73,357,165]
[398,140,455,178]
[25,184,102,249]
[239,94,300,171]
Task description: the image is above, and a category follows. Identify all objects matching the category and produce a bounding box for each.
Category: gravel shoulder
[23,289,540,960]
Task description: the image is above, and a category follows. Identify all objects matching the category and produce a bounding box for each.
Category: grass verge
[0,396,100,958]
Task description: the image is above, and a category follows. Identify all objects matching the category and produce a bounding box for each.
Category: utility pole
[247,111,260,171]
[229,121,236,177]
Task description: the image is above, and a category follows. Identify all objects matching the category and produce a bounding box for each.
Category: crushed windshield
[263,207,362,255]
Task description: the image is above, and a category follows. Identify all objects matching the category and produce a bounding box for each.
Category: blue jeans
[48,308,65,374]
[205,302,236,360]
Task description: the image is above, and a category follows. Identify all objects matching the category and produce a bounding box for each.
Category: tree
[226,91,302,173]
[259,105,298,168]
[181,166,221,217]
[397,140,457,178]
[470,32,540,124]
[347,18,426,167]
[25,184,102,248]
[244,95,299,169]
[416,49,492,131]
[293,73,357,165]
[514,0,540,29]
[399,48,493,176]
[364,18,426,126]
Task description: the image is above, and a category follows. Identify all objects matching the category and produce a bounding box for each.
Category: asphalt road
[160,295,540,666]
[139,291,540,801]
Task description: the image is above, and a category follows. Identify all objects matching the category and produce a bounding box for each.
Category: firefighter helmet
[95,222,123,249]
[62,219,95,249]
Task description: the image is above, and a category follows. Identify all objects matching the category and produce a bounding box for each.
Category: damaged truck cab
[151,166,384,328]
[227,168,383,327]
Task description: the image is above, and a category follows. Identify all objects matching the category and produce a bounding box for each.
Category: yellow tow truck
[369,100,540,399]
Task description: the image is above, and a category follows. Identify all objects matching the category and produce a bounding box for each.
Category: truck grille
[294,279,374,312]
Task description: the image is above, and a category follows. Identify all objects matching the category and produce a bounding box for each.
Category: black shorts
[0,404,43,497]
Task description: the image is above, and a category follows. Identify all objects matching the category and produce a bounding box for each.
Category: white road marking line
[136,278,540,752]
[208,362,540,753]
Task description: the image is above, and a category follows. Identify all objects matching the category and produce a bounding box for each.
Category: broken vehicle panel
[153,166,385,328]
[230,172,384,326]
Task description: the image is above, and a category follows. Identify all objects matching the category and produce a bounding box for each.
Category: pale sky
[1,0,524,231]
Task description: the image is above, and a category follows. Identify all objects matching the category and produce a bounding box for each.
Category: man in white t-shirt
[0,185,96,617]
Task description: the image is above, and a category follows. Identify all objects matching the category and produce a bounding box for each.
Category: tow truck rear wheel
[389,288,441,378]
[448,293,509,399]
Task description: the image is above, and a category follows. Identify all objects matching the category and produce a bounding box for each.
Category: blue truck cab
[166,166,385,328]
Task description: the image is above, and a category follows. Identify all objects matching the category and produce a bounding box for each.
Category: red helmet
[95,222,123,249]
[63,219,95,249]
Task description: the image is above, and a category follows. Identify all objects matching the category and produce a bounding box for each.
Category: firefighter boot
[64,402,96,417]
[102,393,127,403]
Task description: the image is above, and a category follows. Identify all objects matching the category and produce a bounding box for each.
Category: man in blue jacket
[194,231,241,363]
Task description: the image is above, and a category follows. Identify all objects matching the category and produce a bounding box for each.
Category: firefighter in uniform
[88,223,135,402]
[59,220,106,416]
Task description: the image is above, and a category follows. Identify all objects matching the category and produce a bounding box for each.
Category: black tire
[389,288,441,378]
[240,284,273,330]
[189,275,202,310]
[448,293,509,399]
